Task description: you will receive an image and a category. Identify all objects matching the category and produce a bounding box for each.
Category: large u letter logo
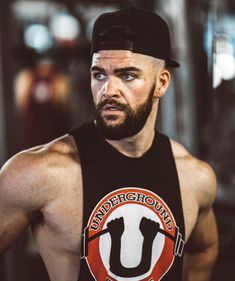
[107,217,160,278]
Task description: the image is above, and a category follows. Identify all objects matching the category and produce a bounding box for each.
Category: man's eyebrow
[90,66,105,72]
[114,67,142,74]
[90,66,142,73]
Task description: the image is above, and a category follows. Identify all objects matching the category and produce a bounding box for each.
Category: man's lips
[102,104,124,111]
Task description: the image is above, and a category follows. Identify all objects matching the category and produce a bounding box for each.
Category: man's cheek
[91,89,101,105]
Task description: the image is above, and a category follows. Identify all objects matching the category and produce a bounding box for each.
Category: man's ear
[155,69,171,98]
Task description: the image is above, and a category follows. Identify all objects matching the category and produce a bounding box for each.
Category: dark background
[0,0,235,280]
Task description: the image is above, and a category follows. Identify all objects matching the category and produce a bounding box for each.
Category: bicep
[0,157,40,253]
[187,159,218,252]
[182,158,218,279]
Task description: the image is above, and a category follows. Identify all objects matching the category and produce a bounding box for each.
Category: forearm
[0,209,32,253]
[0,222,28,253]
[182,246,218,281]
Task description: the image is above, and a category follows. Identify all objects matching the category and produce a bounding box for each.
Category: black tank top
[70,122,185,281]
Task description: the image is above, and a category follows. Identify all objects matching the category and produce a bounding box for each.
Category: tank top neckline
[91,122,159,162]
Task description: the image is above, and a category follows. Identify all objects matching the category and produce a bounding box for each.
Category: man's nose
[102,77,120,98]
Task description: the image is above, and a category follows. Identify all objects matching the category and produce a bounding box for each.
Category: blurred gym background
[0,0,234,280]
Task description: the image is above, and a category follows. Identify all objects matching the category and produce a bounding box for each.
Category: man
[0,7,218,281]
[15,58,71,149]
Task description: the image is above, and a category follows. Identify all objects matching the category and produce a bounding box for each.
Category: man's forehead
[91,50,156,68]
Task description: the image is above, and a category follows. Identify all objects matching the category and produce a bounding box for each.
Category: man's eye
[120,73,136,81]
[93,73,106,81]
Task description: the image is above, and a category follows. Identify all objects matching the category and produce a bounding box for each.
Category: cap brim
[166,59,180,68]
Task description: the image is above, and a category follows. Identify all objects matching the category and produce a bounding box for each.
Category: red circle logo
[83,187,182,281]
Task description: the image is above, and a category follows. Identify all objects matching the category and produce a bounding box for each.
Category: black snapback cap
[91,7,179,68]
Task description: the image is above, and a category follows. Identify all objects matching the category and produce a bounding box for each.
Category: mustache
[96,99,128,111]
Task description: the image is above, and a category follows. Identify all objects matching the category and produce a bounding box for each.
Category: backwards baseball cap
[91,7,179,68]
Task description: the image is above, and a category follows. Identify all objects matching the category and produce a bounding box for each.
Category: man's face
[90,50,159,140]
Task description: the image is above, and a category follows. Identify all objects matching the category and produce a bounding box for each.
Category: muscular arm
[0,136,83,281]
[182,162,218,281]
[0,151,49,253]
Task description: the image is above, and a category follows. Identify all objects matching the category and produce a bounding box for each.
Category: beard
[94,83,156,140]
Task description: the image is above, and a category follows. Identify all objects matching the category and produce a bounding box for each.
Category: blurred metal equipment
[209,1,235,280]
[0,0,15,159]
[0,39,7,165]
[0,1,27,281]
[0,2,10,164]
[157,0,197,153]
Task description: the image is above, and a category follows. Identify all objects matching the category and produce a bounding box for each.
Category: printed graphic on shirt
[81,187,184,281]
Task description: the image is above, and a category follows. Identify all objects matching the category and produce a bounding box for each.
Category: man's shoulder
[170,139,216,182]
[0,134,81,210]
[2,134,79,174]
[170,139,217,209]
